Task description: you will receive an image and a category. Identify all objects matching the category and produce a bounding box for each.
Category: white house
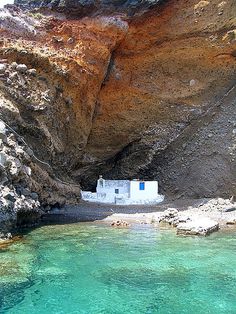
[81,176,164,205]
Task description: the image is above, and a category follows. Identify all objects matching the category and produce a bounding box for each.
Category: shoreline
[1,197,236,248]
[43,197,236,234]
[100,209,236,232]
[42,198,203,222]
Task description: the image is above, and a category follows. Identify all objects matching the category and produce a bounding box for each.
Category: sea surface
[0,222,236,314]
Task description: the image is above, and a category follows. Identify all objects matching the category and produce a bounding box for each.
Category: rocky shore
[42,197,236,237]
[0,197,235,246]
[104,197,236,236]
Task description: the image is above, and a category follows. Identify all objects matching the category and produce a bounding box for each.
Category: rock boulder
[177,218,219,236]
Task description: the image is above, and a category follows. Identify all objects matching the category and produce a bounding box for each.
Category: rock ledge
[177,218,219,236]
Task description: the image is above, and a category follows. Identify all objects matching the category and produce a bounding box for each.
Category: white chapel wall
[130,181,158,200]
[97,180,130,195]
[82,179,164,204]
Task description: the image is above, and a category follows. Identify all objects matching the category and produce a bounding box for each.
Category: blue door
[139,182,145,190]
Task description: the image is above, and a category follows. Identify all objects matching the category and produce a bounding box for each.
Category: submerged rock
[111,220,130,227]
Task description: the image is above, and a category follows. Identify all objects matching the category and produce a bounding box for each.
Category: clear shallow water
[0,223,236,314]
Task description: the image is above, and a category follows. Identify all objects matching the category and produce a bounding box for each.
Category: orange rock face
[0,0,235,197]
[86,0,236,160]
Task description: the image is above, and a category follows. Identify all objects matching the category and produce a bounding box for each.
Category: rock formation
[0,115,80,234]
[14,0,164,17]
[158,207,220,236]
[158,198,236,235]
[0,0,235,231]
[111,219,130,227]
[176,218,219,236]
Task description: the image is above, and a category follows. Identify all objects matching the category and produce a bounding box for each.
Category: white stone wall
[96,180,130,196]
[81,179,163,205]
[129,181,158,200]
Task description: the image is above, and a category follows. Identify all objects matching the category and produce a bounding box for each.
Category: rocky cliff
[14,0,163,16]
[0,0,235,231]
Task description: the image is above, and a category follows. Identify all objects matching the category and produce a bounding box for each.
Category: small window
[139,182,145,190]
[115,189,119,194]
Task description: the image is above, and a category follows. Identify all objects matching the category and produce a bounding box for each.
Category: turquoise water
[0,223,236,314]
